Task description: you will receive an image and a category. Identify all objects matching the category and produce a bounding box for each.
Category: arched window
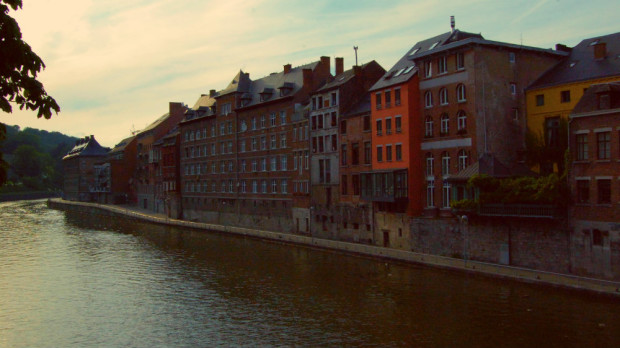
[425,116,433,137]
[457,84,466,102]
[439,87,448,105]
[458,149,469,171]
[441,151,451,176]
[425,91,433,108]
[457,110,467,132]
[440,113,449,135]
[425,153,434,176]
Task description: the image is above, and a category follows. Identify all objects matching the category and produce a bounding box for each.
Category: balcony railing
[478,204,559,219]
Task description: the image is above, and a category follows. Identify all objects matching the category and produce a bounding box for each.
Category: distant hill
[1,124,79,154]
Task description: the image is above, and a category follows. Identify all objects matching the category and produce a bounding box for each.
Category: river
[1,200,619,347]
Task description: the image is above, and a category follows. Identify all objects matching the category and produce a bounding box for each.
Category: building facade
[62,135,108,202]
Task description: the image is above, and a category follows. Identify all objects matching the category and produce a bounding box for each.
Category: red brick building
[62,135,108,202]
[105,135,137,204]
[290,103,311,234]
[569,83,620,271]
[153,129,181,218]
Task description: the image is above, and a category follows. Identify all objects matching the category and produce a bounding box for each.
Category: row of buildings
[63,21,619,259]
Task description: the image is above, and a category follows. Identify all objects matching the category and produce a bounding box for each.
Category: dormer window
[408,47,420,56]
[259,88,274,102]
[428,41,440,50]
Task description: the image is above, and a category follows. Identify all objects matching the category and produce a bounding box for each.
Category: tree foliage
[523,118,568,175]
[1,0,60,118]
[1,0,60,186]
[466,174,569,207]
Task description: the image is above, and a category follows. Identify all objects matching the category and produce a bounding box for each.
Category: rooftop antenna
[450,15,455,32]
[353,46,359,66]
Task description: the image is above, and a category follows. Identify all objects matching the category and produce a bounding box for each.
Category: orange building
[363,54,421,247]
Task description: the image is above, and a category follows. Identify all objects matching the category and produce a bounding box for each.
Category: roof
[137,112,169,135]
[342,93,371,118]
[63,135,108,160]
[571,82,620,116]
[317,61,373,92]
[528,32,620,90]
[235,61,320,109]
[108,135,136,154]
[448,153,535,181]
[219,70,252,96]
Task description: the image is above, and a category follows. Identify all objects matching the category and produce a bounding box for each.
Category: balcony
[361,169,408,202]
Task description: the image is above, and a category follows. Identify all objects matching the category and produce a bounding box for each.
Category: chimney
[335,57,344,76]
[555,43,572,53]
[594,42,607,60]
[320,56,330,75]
[450,15,455,32]
[302,68,313,87]
[209,89,216,97]
[353,65,361,77]
[283,64,291,74]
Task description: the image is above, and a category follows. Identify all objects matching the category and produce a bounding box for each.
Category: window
[196,130,201,140]
[509,52,516,63]
[364,141,371,164]
[341,144,347,165]
[319,136,324,152]
[227,121,233,134]
[456,84,466,102]
[426,179,435,207]
[341,175,348,195]
[426,153,434,176]
[376,145,383,162]
[386,118,392,134]
[439,88,448,105]
[318,114,324,129]
[280,134,286,148]
[280,155,287,170]
[352,143,360,165]
[376,92,382,109]
[262,180,267,193]
[457,111,467,132]
[597,132,610,159]
[576,180,589,203]
[395,116,402,133]
[424,60,432,77]
[220,123,225,135]
[440,114,449,135]
[260,115,266,128]
[252,180,258,193]
[241,159,246,172]
[251,137,257,151]
[441,151,450,176]
[386,144,392,161]
[561,90,571,103]
[536,94,544,106]
[385,90,391,107]
[260,136,267,150]
[458,149,468,171]
[456,52,465,70]
[425,116,433,137]
[280,110,286,125]
[376,119,382,135]
[331,92,337,106]
[576,134,589,160]
[271,180,277,193]
[270,157,277,171]
[395,88,401,106]
[597,179,611,204]
[395,144,402,161]
[331,134,337,151]
[270,135,277,149]
[363,115,370,131]
[281,179,287,193]
[352,175,360,196]
[438,56,447,74]
[545,117,560,148]
[261,158,266,171]
[241,180,247,193]
[425,91,433,108]
[442,182,451,208]
[240,139,246,152]
[340,120,347,134]
[252,159,257,172]
[510,83,517,95]
[228,161,233,172]
[270,112,276,126]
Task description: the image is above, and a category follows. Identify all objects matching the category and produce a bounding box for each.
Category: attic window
[403,65,415,74]
[569,61,578,68]
[408,47,420,56]
[393,67,406,77]
[428,41,440,50]
[383,70,395,80]
[589,39,600,46]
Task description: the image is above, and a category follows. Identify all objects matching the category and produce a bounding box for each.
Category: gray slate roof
[528,32,620,90]
[63,136,108,160]
[449,153,535,181]
[108,135,136,154]
[571,82,620,116]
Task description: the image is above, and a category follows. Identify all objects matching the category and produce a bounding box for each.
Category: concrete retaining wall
[47,198,620,297]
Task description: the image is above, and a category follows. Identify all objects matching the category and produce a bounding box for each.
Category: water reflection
[1,200,619,347]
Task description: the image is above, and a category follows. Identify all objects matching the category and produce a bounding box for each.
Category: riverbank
[0,191,60,202]
[47,198,620,297]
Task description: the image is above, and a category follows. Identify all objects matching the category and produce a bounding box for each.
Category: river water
[1,200,619,347]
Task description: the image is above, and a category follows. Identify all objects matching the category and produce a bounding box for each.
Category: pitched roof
[108,135,136,154]
[63,135,108,160]
[317,61,374,92]
[528,32,620,90]
[219,70,252,96]
[235,61,320,109]
[342,93,371,118]
[570,82,620,116]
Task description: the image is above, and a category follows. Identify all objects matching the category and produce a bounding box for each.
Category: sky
[4,0,619,148]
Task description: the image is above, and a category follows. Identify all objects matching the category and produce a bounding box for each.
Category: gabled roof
[138,112,169,136]
[63,135,108,160]
[528,32,620,90]
[235,61,320,109]
[108,135,136,154]
[448,153,535,181]
[317,61,373,92]
[219,70,252,96]
[571,82,620,116]
[342,93,371,118]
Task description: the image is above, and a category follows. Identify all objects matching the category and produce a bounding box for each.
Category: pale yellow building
[526,32,620,139]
